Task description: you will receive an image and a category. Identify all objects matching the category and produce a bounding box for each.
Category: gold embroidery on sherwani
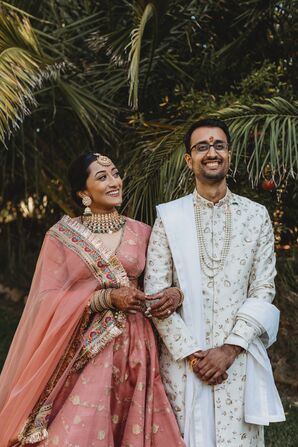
[145,192,275,446]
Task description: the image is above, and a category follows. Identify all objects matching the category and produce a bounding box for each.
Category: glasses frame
[190,140,229,153]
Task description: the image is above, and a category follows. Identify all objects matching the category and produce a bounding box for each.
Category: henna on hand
[110,287,146,313]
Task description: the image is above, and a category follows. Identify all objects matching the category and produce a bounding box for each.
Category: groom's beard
[198,155,229,182]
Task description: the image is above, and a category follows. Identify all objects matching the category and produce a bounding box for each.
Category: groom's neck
[195,179,227,204]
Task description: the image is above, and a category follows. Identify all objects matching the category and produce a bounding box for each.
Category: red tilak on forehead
[208,136,214,143]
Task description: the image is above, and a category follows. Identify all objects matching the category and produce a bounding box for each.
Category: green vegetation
[0,1,297,288]
[265,401,298,446]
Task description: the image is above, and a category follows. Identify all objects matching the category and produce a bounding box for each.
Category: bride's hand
[146,287,182,320]
[110,287,146,314]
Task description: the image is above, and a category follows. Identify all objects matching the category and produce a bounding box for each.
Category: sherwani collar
[193,187,238,208]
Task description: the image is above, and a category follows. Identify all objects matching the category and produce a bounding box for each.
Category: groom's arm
[197,207,276,383]
[144,216,200,361]
[225,207,276,350]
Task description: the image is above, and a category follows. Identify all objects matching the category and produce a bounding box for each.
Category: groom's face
[184,126,231,183]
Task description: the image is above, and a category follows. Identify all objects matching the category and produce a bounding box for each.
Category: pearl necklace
[81,210,125,234]
[194,192,232,278]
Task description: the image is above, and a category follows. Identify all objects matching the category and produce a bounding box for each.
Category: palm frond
[214,97,298,184]
[126,2,157,110]
[123,122,190,223]
[124,97,298,222]
[88,27,130,68]
[214,0,296,62]
[57,79,119,143]
[0,10,63,144]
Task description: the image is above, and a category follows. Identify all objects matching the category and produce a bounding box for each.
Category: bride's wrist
[90,288,114,312]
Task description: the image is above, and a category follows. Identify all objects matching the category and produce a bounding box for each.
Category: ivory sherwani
[144,190,285,447]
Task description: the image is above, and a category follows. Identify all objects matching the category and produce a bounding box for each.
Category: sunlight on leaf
[126,2,156,110]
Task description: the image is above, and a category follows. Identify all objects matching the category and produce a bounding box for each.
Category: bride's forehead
[88,160,116,174]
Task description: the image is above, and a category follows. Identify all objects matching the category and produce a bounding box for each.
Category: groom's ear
[184,153,193,170]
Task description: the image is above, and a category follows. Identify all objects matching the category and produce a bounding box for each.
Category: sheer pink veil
[0,234,98,445]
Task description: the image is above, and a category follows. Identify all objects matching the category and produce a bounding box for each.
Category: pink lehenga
[0,216,184,447]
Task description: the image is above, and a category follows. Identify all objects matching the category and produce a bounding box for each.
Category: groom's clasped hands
[188,344,242,386]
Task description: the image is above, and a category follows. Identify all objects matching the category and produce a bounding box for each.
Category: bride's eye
[97,175,107,181]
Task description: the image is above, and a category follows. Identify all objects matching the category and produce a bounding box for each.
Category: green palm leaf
[124,97,298,223]
[57,79,119,143]
[214,97,298,184]
[123,122,190,222]
[0,10,63,144]
[126,1,157,109]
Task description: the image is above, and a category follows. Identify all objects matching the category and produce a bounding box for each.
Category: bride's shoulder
[46,215,80,238]
[124,216,151,238]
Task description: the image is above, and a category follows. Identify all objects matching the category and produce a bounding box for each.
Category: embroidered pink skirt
[39,313,184,447]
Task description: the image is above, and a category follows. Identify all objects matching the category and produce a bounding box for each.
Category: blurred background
[0,1,297,444]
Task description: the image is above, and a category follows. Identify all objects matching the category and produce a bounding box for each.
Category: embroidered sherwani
[144,190,280,447]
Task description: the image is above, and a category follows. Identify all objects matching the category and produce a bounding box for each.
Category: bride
[0,152,185,447]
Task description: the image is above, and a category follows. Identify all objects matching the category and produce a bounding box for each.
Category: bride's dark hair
[68,153,98,206]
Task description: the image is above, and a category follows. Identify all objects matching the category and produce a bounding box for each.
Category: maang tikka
[94,153,113,167]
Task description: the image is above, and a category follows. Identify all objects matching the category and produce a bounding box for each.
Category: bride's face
[81,160,123,212]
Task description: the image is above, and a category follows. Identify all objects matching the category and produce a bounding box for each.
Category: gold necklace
[81,210,125,234]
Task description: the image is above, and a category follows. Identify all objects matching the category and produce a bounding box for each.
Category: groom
[144,119,285,446]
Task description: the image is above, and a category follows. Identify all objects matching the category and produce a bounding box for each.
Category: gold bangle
[91,288,115,313]
[90,290,96,312]
[105,289,113,308]
[91,290,107,312]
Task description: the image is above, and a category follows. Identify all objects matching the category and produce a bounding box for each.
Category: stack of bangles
[90,288,114,313]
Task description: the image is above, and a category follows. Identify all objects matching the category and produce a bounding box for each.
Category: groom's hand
[146,288,182,319]
[188,352,228,385]
[194,344,242,384]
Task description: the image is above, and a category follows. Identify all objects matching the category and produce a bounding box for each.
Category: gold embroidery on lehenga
[71,310,126,372]
[19,307,91,444]
[48,216,130,288]
[19,216,131,444]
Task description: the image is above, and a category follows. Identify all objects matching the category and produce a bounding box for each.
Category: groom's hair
[184,118,231,154]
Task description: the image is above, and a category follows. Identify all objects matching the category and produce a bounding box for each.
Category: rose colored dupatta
[0,216,130,446]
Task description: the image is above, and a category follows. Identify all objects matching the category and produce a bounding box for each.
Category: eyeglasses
[191,141,229,153]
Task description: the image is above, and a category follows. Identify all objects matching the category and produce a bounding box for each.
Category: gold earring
[82,195,92,216]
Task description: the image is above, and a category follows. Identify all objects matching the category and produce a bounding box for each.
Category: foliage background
[0,1,297,444]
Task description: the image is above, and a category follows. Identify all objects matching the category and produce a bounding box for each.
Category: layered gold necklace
[193,190,232,278]
[81,209,125,234]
